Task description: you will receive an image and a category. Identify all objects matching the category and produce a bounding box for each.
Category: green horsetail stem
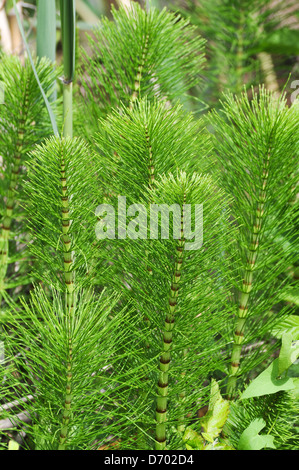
[130,33,149,109]
[58,142,75,450]
[60,153,75,315]
[155,198,185,450]
[145,121,154,277]
[0,77,29,303]
[58,338,73,450]
[146,123,155,190]
[227,149,270,399]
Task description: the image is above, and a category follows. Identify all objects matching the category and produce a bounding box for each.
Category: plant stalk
[155,199,185,450]
[227,149,271,399]
[58,145,75,449]
[60,0,76,138]
[129,32,149,109]
[63,82,73,139]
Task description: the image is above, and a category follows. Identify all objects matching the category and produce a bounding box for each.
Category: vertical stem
[146,123,154,190]
[145,122,154,276]
[155,197,185,450]
[58,143,75,449]
[60,152,75,315]
[129,32,149,109]
[13,0,59,136]
[227,149,271,399]
[58,338,73,450]
[60,0,75,138]
[63,82,73,139]
[258,52,280,98]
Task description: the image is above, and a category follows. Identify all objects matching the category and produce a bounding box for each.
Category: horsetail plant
[175,0,298,108]
[0,1,298,452]
[210,88,299,398]
[0,55,58,308]
[78,2,206,140]
[147,172,235,450]
[92,97,236,449]
[0,136,151,449]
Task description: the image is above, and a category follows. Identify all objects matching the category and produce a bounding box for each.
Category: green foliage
[239,331,299,401]
[0,1,298,452]
[225,334,299,449]
[94,98,212,201]
[77,2,206,139]
[90,96,236,448]
[24,136,102,290]
[209,87,299,397]
[225,390,299,450]
[237,418,276,450]
[200,380,230,443]
[1,287,149,450]
[174,0,299,106]
[0,55,59,308]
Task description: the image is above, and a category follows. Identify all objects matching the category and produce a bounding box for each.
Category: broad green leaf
[241,359,295,399]
[291,378,299,398]
[201,380,230,443]
[277,332,299,377]
[238,418,276,450]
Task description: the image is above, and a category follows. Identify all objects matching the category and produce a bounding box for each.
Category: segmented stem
[0,76,29,303]
[60,153,75,315]
[146,123,154,190]
[227,149,270,399]
[58,338,73,450]
[130,33,149,108]
[145,122,154,276]
[58,144,75,449]
[155,198,185,450]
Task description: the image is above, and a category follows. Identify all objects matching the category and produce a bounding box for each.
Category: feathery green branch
[0,56,58,306]
[78,3,206,139]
